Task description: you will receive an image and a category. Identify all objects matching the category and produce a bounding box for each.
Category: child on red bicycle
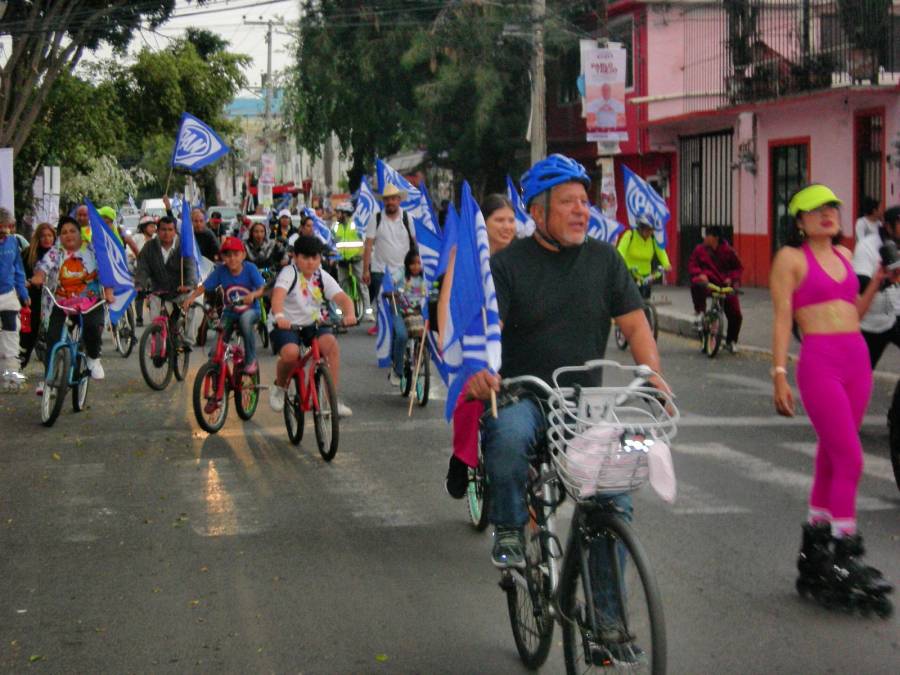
[181,237,266,374]
[268,236,356,417]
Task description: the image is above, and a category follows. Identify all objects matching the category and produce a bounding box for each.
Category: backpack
[375,210,416,254]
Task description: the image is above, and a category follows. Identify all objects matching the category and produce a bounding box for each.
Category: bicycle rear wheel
[505,509,555,668]
[284,373,304,445]
[139,324,172,390]
[415,345,429,407]
[235,368,260,420]
[560,511,666,674]
[644,304,658,342]
[314,365,339,461]
[71,353,89,412]
[703,310,723,358]
[172,328,190,381]
[193,362,229,433]
[889,380,899,491]
[614,325,628,351]
[41,347,69,427]
[466,443,490,531]
[114,305,136,358]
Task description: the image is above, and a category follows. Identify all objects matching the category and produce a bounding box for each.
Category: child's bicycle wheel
[235,367,260,420]
[41,348,69,427]
[193,362,229,433]
[139,323,173,390]
[313,364,339,461]
[414,344,429,407]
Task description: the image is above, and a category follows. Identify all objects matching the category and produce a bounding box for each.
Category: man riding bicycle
[135,215,200,347]
[616,216,671,297]
[332,201,373,322]
[464,154,668,568]
[687,225,744,353]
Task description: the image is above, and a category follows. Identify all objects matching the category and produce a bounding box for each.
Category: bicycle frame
[44,290,106,388]
[288,335,324,413]
[206,317,247,403]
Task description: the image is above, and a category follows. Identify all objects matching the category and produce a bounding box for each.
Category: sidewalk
[652,285,899,380]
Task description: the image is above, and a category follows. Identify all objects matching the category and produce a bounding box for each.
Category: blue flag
[622,165,670,247]
[442,182,502,419]
[275,192,292,213]
[84,199,136,324]
[375,266,394,368]
[171,112,230,171]
[506,175,535,238]
[375,158,422,209]
[177,203,201,272]
[302,207,335,250]
[353,175,380,238]
[587,205,625,244]
[436,203,458,279]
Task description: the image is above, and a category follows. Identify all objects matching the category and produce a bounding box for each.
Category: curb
[656,309,899,384]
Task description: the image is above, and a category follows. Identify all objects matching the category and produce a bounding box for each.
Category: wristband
[770,366,788,379]
[274,312,285,320]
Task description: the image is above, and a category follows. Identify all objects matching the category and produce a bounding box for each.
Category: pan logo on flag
[174,118,222,166]
[626,180,650,221]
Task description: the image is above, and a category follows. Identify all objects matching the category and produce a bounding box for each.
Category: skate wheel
[874,597,893,619]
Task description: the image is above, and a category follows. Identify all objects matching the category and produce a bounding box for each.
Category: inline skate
[0,367,26,392]
[796,524,893,618]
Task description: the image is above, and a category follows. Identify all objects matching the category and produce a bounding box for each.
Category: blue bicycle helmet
[520,154,591,206]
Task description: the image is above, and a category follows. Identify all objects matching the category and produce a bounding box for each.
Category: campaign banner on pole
[259,153,276,208]
[580,41,628,143]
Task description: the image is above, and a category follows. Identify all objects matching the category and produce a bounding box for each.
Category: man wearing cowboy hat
[362,183,416,306]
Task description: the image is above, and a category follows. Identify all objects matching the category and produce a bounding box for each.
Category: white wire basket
[545,361,679,500]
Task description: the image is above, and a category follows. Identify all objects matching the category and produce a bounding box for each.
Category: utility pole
[244,18,275,148]
[530,0,547,164]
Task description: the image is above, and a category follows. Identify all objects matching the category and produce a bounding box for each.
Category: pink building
[546,1,900,286]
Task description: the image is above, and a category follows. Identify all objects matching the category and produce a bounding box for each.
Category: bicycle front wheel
[41,347,69,427]
[560,512,666,674]
[139,324,172,390]
[172,331,190,381]
[114,305,136,358]
[313,365,339,461]
[193,362,229,433]
[506,511,555,668]
[415,345,429,407]
[466,443,490,531]
[703,310,722,358]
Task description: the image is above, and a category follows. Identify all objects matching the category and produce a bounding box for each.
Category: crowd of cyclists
[1,153,897,651]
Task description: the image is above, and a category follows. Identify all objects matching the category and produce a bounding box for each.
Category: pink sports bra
[792,243,858,311]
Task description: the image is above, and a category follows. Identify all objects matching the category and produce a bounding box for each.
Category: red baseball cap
[220,236,245,253]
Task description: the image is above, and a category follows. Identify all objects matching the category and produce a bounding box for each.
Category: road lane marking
[675,443,895,512]
[780,442,895,485]
[678,414,886,428]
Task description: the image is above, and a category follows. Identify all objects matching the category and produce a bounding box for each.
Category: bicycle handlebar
[42,287,107,315]
[707,282,741,295]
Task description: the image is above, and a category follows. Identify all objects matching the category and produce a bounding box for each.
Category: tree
[403,2,532,196]
[107,29,249,201]
[284,1,439,190]
[60,155,154,208]
[0,1,198,156]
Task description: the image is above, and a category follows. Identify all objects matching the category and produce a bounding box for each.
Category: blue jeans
[391,313,407,376]
[222,309,259,365]
[483,397,633,617]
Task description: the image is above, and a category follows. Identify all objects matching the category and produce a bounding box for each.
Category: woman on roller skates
[770,184,894,618]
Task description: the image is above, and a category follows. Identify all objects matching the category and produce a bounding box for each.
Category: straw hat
[378,183,407,201]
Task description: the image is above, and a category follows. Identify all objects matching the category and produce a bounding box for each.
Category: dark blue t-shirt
[202,262,265,315]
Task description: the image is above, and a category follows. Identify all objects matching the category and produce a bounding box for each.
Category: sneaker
[34,380,44,396]
[389,371,401,387]
[85,357,105,380]
[591,641,647,667]
[725,341,739,354]
[363,310,376,323]
[367,325,378,336]
[268,383,285,412]
[136,318,144,327]
[445,455,469,499]
[337,400,353,418]
[243,360,258,375]
[492,527,525,569]
[693,312,704,331]
[203,398,220,415]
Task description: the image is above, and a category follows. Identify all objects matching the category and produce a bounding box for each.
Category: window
[770,143,809,252]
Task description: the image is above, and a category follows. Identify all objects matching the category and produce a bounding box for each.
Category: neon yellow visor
[788,184,842,217]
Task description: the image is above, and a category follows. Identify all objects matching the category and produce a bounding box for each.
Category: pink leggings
[796,333,872,526]
[452,390,484,467]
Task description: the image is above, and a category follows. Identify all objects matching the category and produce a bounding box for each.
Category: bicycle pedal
[498,572,516,591]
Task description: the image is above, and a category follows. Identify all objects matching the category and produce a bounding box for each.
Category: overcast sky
[86,0,301,97]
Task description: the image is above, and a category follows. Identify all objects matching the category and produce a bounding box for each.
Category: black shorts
[270,325,334,354]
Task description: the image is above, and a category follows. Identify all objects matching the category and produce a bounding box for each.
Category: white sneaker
[389,371,401,387]
[268,383,285,412]
[86,357,105,380]
[363,310,376,323]
[337,400,353,418]
[693,312,704,331]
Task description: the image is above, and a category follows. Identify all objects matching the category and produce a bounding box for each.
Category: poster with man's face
[580,42,628,143]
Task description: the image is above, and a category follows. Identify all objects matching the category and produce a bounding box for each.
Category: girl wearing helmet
[770,183,893,611]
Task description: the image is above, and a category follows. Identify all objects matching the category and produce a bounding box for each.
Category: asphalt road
[1,327,897,673]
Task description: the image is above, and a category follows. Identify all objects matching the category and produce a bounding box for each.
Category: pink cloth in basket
[452,389,483,468]
[57,296,99,314]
